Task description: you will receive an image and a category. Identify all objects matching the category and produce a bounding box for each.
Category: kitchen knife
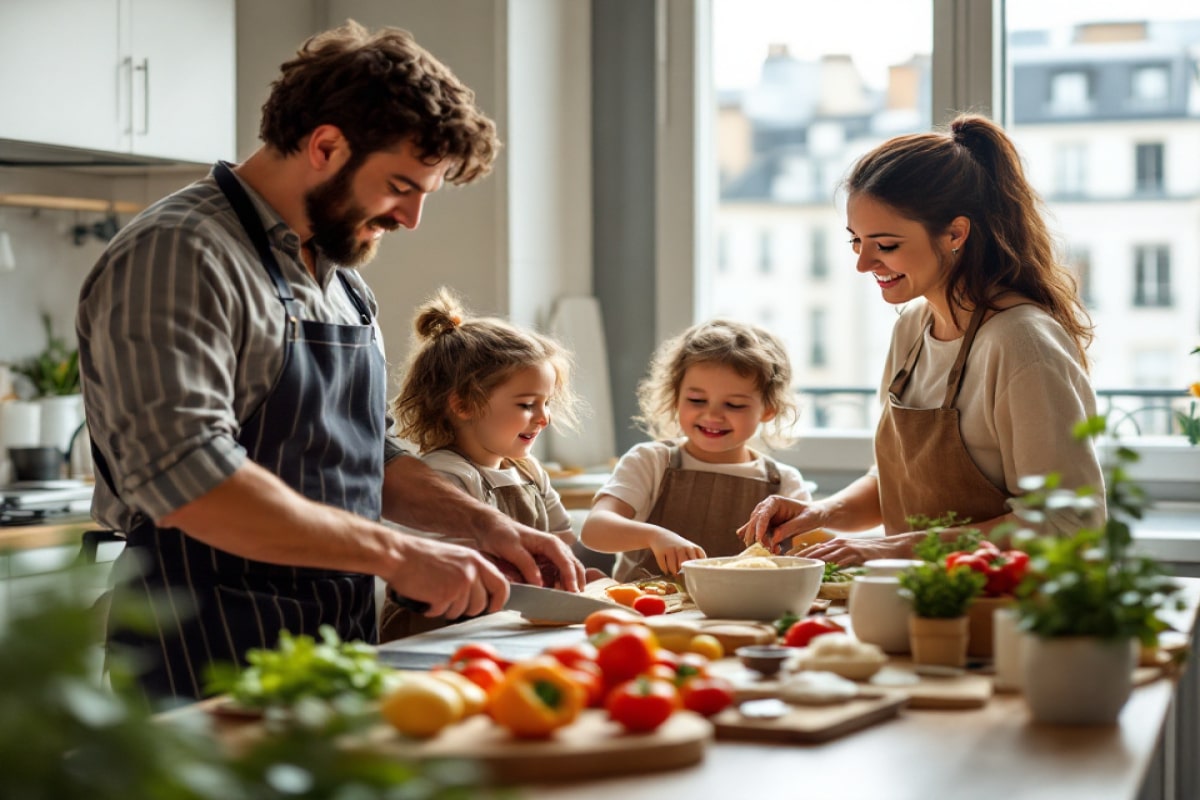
[503,582,626,624]
[388,583,627,625]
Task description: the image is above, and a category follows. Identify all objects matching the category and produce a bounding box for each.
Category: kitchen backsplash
[0,166,205,366]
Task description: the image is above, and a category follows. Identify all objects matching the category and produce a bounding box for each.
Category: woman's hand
[737,495,828,552]
[801,532,924,567]
[649,529,706,575]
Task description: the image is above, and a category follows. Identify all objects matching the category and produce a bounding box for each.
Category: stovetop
[0,481,94,526]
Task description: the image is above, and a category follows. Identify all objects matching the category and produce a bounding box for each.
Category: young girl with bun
[379,288,596,639]
[581,319,812,582]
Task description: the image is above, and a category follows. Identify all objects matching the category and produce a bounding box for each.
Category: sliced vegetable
[605,585,645,607]
[490,657,585,738]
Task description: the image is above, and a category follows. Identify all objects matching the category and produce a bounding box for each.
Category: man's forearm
[381,454,503,537]
[159,461,403,576]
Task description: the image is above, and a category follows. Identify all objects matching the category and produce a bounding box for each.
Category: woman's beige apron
[613,441,782,582]
[875,304,1018,535]
[378,457,548,641]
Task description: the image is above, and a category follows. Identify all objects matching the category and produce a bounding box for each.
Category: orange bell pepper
[489,657,585,738]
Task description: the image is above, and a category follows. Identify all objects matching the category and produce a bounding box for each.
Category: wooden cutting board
[195,703,712,784]
[713,657,993,710]
[711,691,907,743]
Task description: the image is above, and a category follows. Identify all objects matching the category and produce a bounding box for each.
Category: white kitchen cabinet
[0,0,234,164]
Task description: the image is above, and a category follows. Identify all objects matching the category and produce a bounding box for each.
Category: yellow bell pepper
[489,657,584,738]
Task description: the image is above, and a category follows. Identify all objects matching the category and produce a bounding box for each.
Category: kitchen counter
[0,516,96,552]
[379,579,1200,800]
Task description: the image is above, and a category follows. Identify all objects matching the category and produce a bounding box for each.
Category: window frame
[644,0,1195,501]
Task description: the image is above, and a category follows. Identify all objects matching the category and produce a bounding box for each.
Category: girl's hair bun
[413,288,466,340]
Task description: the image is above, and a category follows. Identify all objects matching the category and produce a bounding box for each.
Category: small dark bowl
[8,446,65,482]
[736,644,793,677]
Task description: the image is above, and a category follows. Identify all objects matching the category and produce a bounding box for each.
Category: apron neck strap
[941,304,989,409]
[212,161,296,307]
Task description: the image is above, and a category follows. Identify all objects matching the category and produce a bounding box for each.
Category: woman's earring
[951,247,959,256]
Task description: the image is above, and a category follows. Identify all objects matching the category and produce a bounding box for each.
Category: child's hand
[649,529,706,575]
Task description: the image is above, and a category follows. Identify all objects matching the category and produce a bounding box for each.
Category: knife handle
[387,588,431,614]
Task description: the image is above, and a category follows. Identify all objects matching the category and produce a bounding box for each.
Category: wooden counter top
[0,517,95,552]
[388,579,1200,800]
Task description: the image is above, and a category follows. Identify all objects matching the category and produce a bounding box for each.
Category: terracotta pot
[908,615,969,668]
[966,595,1015,658]
[1021,635,1137,725]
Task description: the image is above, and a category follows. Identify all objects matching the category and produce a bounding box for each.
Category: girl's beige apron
[613,441,782,582]
[875,304,1021,535]
[378,457,548,641]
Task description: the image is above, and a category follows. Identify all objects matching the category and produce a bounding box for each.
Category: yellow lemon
[429,669,489,716]
[688,633,724,660]
[380,674,465,738]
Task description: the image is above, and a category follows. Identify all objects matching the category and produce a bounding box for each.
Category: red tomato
[606,676,679,732]
[545,642,599,671]
[450,642,512,671]
[564,661,606,708]
[652,648,681,670]
[672,651,710,685]
[783,616,845,648]
[679,676,735,717]
[632,594,668,616]
[447,657,506,693]
[583,608,646,637]
[591,624,659,684]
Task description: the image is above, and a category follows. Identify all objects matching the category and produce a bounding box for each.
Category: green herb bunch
[908,511,984,564]
[12,313,80,397]
[1011,416,1184,646]
[898,562,985,619]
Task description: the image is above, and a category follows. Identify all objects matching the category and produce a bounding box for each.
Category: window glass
[1006,2,1199,428]
[711,0,932,431]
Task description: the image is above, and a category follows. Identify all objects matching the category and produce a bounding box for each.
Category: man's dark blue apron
[99,162,387,702]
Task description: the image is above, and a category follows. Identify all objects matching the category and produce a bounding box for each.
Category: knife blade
[503,582,627,624]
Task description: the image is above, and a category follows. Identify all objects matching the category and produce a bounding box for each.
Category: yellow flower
[1191,382,1200,400]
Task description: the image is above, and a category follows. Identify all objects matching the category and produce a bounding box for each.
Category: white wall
[0,0,594,407]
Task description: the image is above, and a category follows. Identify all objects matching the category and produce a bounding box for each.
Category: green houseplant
[898,562,985,668]
[1008,415,1185,724]
[12,313,80,398]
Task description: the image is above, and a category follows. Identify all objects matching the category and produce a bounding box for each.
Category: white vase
[38,394,83,455]
[1021,635,1137,725]
[849,575,913,654]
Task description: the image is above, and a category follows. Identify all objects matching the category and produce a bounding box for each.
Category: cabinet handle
[122,56,134,135]
[134,58,150,136]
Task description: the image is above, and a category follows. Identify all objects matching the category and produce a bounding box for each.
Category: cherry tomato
[632,594,668,616]
[783,616,846,648]
[450,642,512,671]
[583,608,645,637]
[563,660,606,708]
[447,657,506,693]
[544,642,599,671]
[606,676,679,732]
[591,624,659,684]
[679,676,735,717]
[672,651,710,685]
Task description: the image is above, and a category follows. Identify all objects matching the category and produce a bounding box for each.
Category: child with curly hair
[380,288,599,639]
[581,319,812,581]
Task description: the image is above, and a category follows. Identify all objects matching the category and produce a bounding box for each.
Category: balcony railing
[798,386,1194,437]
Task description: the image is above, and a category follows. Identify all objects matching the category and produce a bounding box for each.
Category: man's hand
[383,536,511,619]
[475,521,587,592]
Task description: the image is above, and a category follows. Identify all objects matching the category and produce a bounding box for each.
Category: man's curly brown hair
[260,20,498,185]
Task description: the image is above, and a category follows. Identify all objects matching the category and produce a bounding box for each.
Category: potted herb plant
[898,561,986,668]
[11,313,83,455]
[1010,416,1184,725]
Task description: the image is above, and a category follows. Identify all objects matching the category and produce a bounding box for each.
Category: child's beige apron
[874,304,1025,535]
[613,441,782,582]
[378,457,549,641]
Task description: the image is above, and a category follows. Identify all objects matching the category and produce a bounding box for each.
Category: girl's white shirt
[596,438,813,522]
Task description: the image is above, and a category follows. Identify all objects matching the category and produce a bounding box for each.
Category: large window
[703,0,1199,443]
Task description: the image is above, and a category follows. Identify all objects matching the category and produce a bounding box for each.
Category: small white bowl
[862,558,924,577]
[680,556,824,621]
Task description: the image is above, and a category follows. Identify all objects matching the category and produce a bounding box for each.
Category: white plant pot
[38,394,83,455]
[849,575,912,654]
[1021,635,1136,725]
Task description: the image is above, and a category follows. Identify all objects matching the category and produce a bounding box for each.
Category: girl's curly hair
[635,319,799,450]
[391,288,581,453]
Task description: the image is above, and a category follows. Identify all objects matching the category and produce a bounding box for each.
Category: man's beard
[304,159,399,267]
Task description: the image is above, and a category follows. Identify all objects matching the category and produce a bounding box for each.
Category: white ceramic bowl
[680,556,824,621]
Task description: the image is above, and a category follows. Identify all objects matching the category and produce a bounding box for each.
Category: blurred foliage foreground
[0,558,507,800]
